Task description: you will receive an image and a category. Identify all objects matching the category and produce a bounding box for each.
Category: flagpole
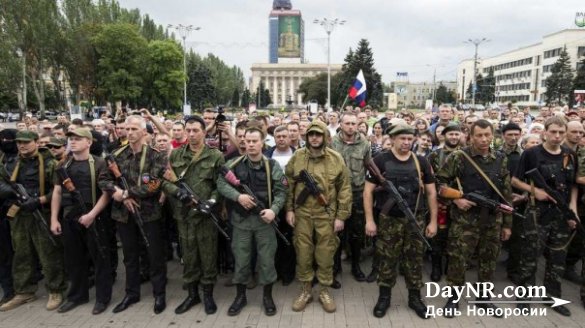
[340,94,349,110]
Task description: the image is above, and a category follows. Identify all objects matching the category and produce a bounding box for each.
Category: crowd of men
[0,103,585,319]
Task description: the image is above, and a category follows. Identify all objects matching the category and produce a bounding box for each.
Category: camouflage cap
[387,124,415,136]
[47,137,66,147]
[66,127,93,140]
[15,130,39,142]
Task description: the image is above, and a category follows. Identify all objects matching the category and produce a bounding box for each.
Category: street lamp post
[168,24,200,114]
[465,38,490,106]
[16,49,26,113]
[314,18,345,111]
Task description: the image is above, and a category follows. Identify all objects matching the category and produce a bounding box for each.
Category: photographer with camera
[203,107,238,154]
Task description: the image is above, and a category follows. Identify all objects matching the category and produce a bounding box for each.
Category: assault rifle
[295,169,331,214]
[0,166,57,246]
[525,168,579,223]
[365,160,432,250]
[438,186,525,219]
[175,179,231,240]
[220,166,290,246]
[56,167,107,260]
[105,155,150,248]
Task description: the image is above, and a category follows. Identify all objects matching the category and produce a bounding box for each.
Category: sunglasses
[47,145,63,149]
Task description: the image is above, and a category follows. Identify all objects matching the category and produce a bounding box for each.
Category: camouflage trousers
[10,213,66,294]
[518,208,571,298]
[377,214,425,289]
[446,214,502,287]
[177,217,218,285]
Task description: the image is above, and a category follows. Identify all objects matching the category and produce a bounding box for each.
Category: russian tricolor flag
[348,69,367,107]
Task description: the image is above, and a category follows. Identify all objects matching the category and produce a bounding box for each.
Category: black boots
[373,286,391,318]
[430,255,442,282]
[202,284,217,314]
[263,284,277,316]
[443,296,459,318]
[227,284,247,316]
[175,283,201,314]
[408,289,429,319]
[350,240,366,282]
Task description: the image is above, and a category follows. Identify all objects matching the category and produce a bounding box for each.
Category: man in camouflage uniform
[217,126,287,316]
[0,131,66,312]
[437,119,512,318]
[364,125,437,319]
[330,112,371,282]
[426,122,461,282]
[285,120,351,313]
[106,115,169,315]
[162,116,224,315]
[512,116,577,317]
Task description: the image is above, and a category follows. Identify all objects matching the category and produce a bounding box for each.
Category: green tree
[241,88,251,108]
[480,68,496,104]
[298,73,328,105]
[545,46,574,105]
[93,23,148,104]
[230,89,240,107]
[186,52,214,111]
[141,40,183,109]
[435,82,455,104]
[334,39,384,108]
[255,80,272,108]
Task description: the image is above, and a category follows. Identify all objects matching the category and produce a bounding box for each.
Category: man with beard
[330,112,371,282]
[426,123,462,282]
[285,120,351,313]
[46,138,67,162]
[0,129,17,305]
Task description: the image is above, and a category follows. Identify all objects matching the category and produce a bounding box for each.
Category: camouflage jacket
[427,146,459,173]
[285,146,352,220]
[330,132,371,191]
[106,144,168,223]
[436,146,512,228]
[162,144,225,222]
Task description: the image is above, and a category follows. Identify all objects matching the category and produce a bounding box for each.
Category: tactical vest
[538,147,575,200]
[229,159,273,216]
[380,155,423,215]
[14,156,49,198]
[460,148,505,202]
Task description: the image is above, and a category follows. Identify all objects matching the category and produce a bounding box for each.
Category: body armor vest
[230,160,272,216]
[460,148,505,213]
[376,155,423,216]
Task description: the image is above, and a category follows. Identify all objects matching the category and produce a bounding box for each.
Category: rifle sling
[11,152,45,197]
[459,150,509,205]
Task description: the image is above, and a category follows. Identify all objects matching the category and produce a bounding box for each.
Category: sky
[117,0,584,84]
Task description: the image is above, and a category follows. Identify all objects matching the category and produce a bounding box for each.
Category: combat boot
[46,292,63,311]
[430,255,442,282]
[474,297,503,318]
[175,283,200,314]
[263,284,276,316]
[350,241,366,282]
[0,293,36,311]
[563,265,583,284]
[373,286,391,318]
[202,284,217,314]
[292,282,313,312]
[318,285,336,313]
[227,284,247,316]
[443,296,459,318]
[408,289,429,319]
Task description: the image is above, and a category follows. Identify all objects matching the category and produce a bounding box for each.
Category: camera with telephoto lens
[215,106,233,124]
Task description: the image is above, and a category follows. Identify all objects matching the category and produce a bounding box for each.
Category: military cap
[387,124,415,136]
[66,127,93,140]
[47,137,66,147]
[441,122,462,135]
[15,130,39,142]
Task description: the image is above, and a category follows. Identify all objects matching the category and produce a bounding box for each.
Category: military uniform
[436,146,512,315]
[0,132,66,312]
[285,120,352,313]
[107,144,168,312]
[331,131,371,281]
[217,154,287,316]
[54,152,113,312]
[514,144,576,304]
[162,144,224,315]
[0,131,18,305]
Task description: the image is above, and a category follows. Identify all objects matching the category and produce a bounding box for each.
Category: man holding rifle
[511,116,577,317]
[105,115,168,314]
[285,120,351,313]
[50,127,113,314]
[0,130,66,312]
[436,119,512,318]
[364,124,437,319]
[161,115,225,315]
[217,124,287,316]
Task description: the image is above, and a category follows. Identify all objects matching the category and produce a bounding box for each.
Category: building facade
[391,81,457,108]
[269,1,304,64]
[457,29,585,106]
[250,63,342,106]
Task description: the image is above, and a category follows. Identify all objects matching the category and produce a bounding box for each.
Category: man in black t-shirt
[364,124,437,319]
[512,116,578,317]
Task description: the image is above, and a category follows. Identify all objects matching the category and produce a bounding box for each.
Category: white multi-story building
[391,81,457,108]
[457,29,585,106]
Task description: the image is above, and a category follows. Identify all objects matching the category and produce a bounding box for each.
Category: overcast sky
[117,0,584,84]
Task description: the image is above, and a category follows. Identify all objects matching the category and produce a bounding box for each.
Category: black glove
[175,189,191,203]
[20,197,41,212]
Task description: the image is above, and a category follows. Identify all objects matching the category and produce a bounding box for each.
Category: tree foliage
[545,46,574,106]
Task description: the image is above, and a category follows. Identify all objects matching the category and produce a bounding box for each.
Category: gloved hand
[20,197,41,211]
[175,189,191,203]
